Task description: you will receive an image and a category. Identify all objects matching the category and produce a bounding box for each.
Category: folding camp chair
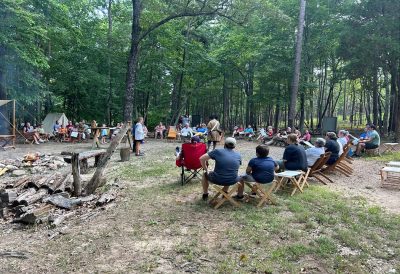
[308,152,333,185]
[291,168,310,196]
[275,169,309,196]
[323,145,353,177]
[244,181,277,207]
[209,183,241,209]
[167,126,179,142]
[176,142,207,185]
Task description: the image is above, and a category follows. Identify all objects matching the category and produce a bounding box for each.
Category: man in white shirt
[180,123,194,139]
[305,138,326,167]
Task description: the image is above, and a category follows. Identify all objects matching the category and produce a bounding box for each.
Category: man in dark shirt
[200,137,242,200]
[277,134,307,171]
[235,145,278,199]
[324,132,340,165]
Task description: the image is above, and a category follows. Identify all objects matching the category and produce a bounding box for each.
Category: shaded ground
[0,140,399,273]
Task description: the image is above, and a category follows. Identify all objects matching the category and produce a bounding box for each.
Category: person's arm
[199,153,211,170]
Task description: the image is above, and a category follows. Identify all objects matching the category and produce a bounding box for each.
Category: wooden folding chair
[323,145,353,177]
[166,126,178,142]
[209,183,241,209]
[274,170,304,196]
[308,152,333,184]
[245,181,277,207]
[23,133,35,144]
[291,168,310,196]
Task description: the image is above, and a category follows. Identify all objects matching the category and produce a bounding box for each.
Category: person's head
[287,127,292,132]
[305,129,309,134]
[102,123,106,127]
[256,145,269,158]
[369,124,376,131]
[338,130,347,138]
[159,122,163,126]
[325,132,337,140]
[137,117,143,123]
[185,123,189,128]
[224,137,236,149]
[267,126,273,130]
[191,136,200,143]
[117,123,121,127]
[68,121,72,125]
[55,121,59,125]
[39,124,43,128]
[314,138,326,148]
[26,122,30,127]
[287,133,298,144]
[248,125,252,128]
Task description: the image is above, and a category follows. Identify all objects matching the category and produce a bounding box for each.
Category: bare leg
[237,179,245,196]
[355,143,364,156]
[135,141,141,155]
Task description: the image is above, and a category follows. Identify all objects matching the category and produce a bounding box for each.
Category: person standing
[207,115,222,151]
[134,117,145,156]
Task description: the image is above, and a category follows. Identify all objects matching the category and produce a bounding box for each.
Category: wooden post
[71,153,81,197]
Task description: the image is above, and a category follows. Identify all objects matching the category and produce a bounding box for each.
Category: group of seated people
[155,122,208,141]
[22,122,48,144]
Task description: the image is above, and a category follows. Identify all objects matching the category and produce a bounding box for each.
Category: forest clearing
[1,0,400,273]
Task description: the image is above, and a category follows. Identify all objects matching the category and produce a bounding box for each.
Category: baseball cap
[225,137,237,146]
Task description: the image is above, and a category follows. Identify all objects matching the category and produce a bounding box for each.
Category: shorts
[205,171,239,186]
[365,143,379,149]
[240,174,274,184]
[135,139,143,144]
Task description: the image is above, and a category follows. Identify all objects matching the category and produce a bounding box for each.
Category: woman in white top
[134,117,145,156]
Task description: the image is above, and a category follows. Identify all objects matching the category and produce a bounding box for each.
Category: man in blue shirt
[199,137,242,200]
[277,134,307,171]
[235,145,278,199]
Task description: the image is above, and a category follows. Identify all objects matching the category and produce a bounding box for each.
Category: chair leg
[181,166,184,186]
[212,184,240,209]
[257,182,277,207]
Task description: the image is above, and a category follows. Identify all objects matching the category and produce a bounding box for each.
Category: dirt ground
[0,139,399,273]
[1,140,398,214]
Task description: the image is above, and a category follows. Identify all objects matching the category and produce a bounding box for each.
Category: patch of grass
[312,236,337,258]
[365,151,400,161]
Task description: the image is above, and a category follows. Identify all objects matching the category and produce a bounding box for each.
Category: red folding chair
[176,142,207,185]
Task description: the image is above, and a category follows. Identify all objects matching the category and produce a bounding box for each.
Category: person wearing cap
[355,124,380,156]
[277,134,307,171]
[199,137,242,201]
[175,136,202,160]
[325,132,340,164]
[305,138,326,167]
[235,145,278,199]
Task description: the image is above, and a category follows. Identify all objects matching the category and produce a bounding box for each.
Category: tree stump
[120,147,131,162]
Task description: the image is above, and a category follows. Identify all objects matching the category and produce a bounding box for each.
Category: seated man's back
[248,156,276,183]
[209,148,242,184]
[284,143,307,171]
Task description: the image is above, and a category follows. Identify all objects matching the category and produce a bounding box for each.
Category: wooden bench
[0,135,16,150]
[380,166,400,188]
[61,150,106,174]
[381,143,399,153]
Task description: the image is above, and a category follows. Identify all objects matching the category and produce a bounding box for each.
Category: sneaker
[35,141,40,145]
[249,192,258,198]
[135,153,144,156]
[39,139,44,143]
[202,193,209,201]
[175,147,180,156]
[233,195,244,200]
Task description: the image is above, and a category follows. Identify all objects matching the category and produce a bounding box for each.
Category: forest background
[0,0,399,140]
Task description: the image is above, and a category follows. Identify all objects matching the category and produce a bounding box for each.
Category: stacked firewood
[0,173,117,226]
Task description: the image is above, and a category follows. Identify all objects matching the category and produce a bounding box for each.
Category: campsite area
[0,140,399,273]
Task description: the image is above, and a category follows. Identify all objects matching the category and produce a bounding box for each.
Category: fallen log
[53,174,71,194]
[6,177,30,189]
[0,190,18,203]
[21,188,48,206]
[43,194,82,210]
[13,204,53,224]
[13,188,36,206]
[96,190,117,206]
[26,176,47,190]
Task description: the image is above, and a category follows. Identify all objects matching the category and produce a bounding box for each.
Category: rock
[5,165,18,171]
[31,166,46,174]
[47,164,58,170]
[0,163,5,169]
[11,170,27,177]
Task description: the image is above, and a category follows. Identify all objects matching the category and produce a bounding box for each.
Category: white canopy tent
[42,113,68,135]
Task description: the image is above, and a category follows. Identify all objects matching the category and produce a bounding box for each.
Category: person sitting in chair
[235,145,278,199]
[200,137,242,201]
[53,121,61,136]
[180,123,194,140]
[23,122,43,144]
[176,136,204,161]
[277,134,307,171]
[305,138,326,167]
[155,122,166,139]
[244,125,254,141]
[231,125,244,138]
[324,132,340,164]
[37,124,49,142]
[354,124,380,157]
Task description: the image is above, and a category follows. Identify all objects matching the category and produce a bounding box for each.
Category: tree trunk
[288,0,306,128]
[383,71,390,135]
[222,70,229,130]
[342,80,347,121]
[106,0,113,125]
[123,0,141,122]
[85,124,130,195]
[372,69,379,126]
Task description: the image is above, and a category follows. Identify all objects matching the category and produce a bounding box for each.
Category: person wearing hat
[324,132,340,164]
[305,138,326,167]
[199,137,242,200]
[355,124,380,157]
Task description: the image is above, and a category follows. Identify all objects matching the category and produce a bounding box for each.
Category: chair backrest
[311,152,332,172]
[181,142,207,170]
[167,126,177,139]
[328,145,351,170]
